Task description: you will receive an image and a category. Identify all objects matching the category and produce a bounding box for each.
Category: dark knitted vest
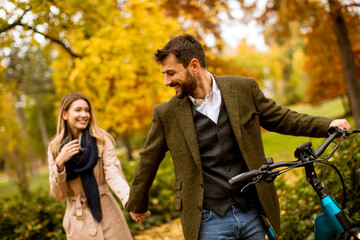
[192,99,258,216]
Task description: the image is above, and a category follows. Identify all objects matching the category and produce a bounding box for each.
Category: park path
[134,218,185,240]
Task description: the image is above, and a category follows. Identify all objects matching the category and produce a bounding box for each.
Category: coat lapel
[173,76,243,169]
[215,76,242,143]
[174,98,202,169]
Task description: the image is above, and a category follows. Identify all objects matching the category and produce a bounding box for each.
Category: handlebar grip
[314,127,342,157]
[229,169,258,186]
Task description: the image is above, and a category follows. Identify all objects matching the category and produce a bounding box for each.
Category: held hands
[130,211,151,224]
[329,119,351,132]
[55,139,80,172]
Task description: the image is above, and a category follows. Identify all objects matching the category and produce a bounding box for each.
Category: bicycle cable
[318,130,360,227]
[320,135,347,209]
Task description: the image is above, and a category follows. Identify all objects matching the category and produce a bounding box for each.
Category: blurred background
[0,0,360,239]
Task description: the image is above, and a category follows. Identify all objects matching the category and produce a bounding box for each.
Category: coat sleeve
[102,136,130,208]
[250,79,333,137]
[125,105,168,213]
[48,147,69,200]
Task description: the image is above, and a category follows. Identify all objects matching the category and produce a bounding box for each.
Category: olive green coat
[126,76,332,239]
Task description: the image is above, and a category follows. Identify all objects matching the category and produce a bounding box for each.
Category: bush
[121,152,179,234]
[277,134,360,239]
[2,134,358,239]
[0,189,66,240]
[0,151,179,239]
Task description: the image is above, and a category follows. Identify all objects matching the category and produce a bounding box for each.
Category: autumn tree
[1,0,181,160]
[0,43,57,194]
[160,0,229,51]
[50,1,179,158]
[207,40,282,98]
[239,0,360,127]
[3,45,56,159]
[0,0,123,57]
[328,0,360,124]
[0,83,30,193]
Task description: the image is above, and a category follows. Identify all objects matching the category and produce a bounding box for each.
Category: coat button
[197,206,202,211]
[199,183,203,188]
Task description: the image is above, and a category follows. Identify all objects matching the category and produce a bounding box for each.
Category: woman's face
[62,99,90,138]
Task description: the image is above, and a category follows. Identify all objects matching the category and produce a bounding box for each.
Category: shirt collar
[188,73,218,105]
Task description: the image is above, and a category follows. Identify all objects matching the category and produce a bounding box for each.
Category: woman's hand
[55,139,80,172]
[129,211,151,224]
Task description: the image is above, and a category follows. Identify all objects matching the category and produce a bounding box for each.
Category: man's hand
[329,119,351,132]
[130,211,151,224]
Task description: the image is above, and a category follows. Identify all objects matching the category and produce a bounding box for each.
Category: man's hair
[154,34,207,68]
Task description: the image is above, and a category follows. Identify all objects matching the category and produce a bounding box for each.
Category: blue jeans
[198,206,265,240]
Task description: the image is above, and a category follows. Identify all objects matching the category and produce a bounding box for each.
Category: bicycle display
[229,127,360,240]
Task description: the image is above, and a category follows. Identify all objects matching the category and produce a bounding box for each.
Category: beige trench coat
[48,136,133,240]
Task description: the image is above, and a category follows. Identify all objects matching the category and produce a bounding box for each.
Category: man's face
[161,53,197,99]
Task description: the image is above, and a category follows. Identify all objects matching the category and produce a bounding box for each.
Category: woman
[48,93,133,239]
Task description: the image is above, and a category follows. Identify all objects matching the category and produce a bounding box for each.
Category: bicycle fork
[305,161,353,240]
[260,215,279,240]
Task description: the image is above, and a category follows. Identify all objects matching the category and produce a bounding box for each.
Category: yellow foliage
[135,218,184,240]
[52,0,180,136]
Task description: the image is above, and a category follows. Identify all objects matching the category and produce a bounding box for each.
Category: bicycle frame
[300,132,353,240]
[230,127,360,240]
[263,159,353,240]
[305,158,352,240]
[315,196,349,239]
[263,193,350,240]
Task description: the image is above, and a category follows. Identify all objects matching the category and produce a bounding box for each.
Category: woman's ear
[62,111,68,121]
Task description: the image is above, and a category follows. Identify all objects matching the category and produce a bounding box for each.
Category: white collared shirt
[188,73,221,124]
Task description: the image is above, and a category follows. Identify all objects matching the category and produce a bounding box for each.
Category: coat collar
[173,75,241,169]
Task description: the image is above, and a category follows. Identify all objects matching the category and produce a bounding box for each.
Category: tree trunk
[35,95,49,163]
[121,136,134,160]
[14,95,37,181]
[329,0,360,128]
[13,147,29,194]
[5,147,29,194]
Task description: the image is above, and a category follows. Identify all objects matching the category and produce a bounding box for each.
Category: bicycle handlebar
[228,169,259,186]
[314,126,343,157]
[229,127,359,188]
[228,161,300,186]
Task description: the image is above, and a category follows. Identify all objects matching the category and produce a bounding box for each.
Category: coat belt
[68,184,110,219]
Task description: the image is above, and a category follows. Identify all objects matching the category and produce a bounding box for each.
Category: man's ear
[189,58,201,73]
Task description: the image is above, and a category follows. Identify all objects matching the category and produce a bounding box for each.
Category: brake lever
[240,170,280,193]
[241,176,262,192]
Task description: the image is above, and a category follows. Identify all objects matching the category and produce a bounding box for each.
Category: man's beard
[175,70,197,99]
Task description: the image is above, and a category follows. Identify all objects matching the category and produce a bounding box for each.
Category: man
[125,34,351,239]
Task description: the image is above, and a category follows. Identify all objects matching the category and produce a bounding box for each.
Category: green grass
[0,171,50,198]
[290,96,348,118]
[262,96,349,163]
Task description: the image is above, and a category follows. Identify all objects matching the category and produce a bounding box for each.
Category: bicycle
[229,126,360,240]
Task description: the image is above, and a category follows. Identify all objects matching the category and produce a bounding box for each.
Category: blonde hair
[49,93,114,158]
